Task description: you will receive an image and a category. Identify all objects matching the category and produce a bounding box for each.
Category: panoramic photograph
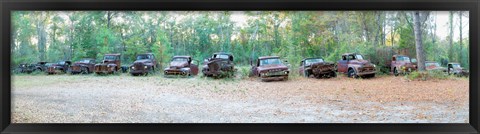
[11,11,469,123]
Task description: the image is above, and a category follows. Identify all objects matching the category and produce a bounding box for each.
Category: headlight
[284,71,288,74]
[402,66,406,70]
[373,64,376,68]
[131,66,135,69]
[144,66,147,69]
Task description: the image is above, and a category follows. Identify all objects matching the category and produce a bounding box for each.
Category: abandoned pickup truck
[33,61,49,72]
[250,56,289,81]
[70,58,96,74]
[425,61,447,72]
[163,56,199,76]
[202,52,236,78]
[298,58,336,78]
[47,61,72,74]
[14,63,36,74]
[94,54,122,74]
[447,62,469,77]
[337,53,376,78]
[387,55,417,76]
[130,53,158,76]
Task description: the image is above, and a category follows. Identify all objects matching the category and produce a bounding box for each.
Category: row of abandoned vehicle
[15,52,469,81]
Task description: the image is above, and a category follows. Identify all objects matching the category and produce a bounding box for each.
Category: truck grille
[361,67,375,72]
[71,66,81,71]
[208,62,220,71]
[133,63,145,71]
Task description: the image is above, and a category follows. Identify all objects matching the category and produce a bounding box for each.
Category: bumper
[356,71,376,76]
[130,69,148,74]
[164,69,189,75]
[398,67,416,73]
[70,70,82,74]
[47,69,62,74]
[260,75,288,81]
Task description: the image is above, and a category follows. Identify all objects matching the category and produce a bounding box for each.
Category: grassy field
[11,72,469,123]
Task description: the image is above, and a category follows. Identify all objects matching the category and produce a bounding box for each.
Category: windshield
[58,61,65,65]
[136,55,149,60]
[451,64,461,68]
[172,58,188,62]
[214,54,230,59]
[260,58,282,66]
[426,62,440,67]
[80,59,91,63]
[355,55,364,60]
[305,59,324,66]
[104,55,116,60]
[397,56,410,62]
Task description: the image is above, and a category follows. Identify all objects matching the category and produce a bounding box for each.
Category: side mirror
[411,58,417,63]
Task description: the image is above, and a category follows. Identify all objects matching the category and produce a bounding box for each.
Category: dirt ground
[11,74,469,123]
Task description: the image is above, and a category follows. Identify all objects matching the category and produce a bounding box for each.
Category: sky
[55,11,469,42]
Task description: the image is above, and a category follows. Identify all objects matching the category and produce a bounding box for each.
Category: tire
[303,71,309,78]
[330,71,337,78]
[80,67,87,74]
[394,68,399,76]
[348,69,357,78]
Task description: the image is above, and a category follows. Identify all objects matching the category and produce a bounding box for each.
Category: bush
[405,70,450,81]
[237,66,251,79]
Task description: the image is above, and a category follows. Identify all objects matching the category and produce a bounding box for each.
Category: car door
[298,61,305,76]
[337,56,348,73]
[189,60,199,75]
[251,59,259,76]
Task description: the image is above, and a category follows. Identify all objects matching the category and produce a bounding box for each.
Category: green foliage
[405,70,451,81]
[11,11,470,75]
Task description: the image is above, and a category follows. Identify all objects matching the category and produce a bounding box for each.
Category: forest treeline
[11,11,469,71]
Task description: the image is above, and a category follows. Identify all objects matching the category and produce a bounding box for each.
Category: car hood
[258,64,288,72]
[426,66,445,70]
[134,59,151,64]
[170,61,188,68]
[396,61,415,66]
[73,62,88,66]
[350,59,371,65]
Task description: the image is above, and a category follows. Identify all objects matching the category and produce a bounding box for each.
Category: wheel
[348,69,358,78]
[330,71,337,78]
[148,67,154,74]
[304,71,310,78]
[394,68,399,76]
[80,67,87,74]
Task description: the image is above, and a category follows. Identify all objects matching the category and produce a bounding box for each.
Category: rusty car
[70,58,96,74]
[447,62,469,77]
[130,53,158,76]
[14,63,35,74]
[299,58,336,78]
[425,61,447,72]
[387,55,417,76]
[250,56,289,81]
[202,52,236,78]
[94,54,122,74]
[47,61,72,74]
[336,53,376,78]
[163,56,199,76]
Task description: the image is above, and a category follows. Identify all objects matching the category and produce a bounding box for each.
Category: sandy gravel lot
[11,74,468,123]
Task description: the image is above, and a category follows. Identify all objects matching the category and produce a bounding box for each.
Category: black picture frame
[1,0,479,134]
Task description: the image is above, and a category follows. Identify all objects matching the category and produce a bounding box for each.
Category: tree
[413,11,426,71]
